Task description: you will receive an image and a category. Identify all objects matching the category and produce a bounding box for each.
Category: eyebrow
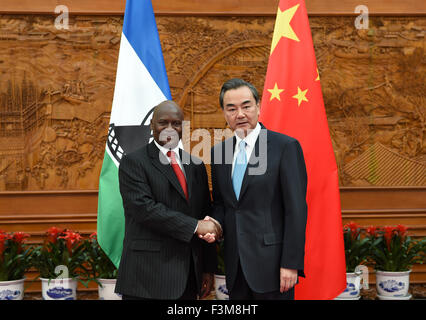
[225,100,251,107]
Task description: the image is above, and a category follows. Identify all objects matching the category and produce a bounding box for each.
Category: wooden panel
[0,15,424,192]
[342,209,426,238]
[364,264,426,284]
[1,187,425,285]
[154,0,426,16]
[0,190,98,293]
[340,187,426,210]
[0,191,98,214]
[340,187,426,238]
[0,0,425,15]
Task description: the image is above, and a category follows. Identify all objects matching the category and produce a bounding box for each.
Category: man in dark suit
[209,78,308,300]
[115,100,221,300]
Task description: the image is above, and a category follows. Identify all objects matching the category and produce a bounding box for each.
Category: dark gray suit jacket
[211,125,308,294]
[115,141,217,299]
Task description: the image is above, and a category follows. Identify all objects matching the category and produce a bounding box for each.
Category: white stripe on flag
[110,33,167,127]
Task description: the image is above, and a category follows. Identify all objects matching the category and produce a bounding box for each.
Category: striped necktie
[167,150,188,200]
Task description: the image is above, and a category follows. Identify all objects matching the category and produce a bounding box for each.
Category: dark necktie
[167,150,188,200]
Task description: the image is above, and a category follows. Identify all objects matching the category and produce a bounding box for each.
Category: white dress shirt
[154,140,184,173]
[231,122,261,176]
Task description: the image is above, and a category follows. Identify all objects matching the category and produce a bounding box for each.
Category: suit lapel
[238,126,269,201]
[148,142,188,202]
[180,149,193,201]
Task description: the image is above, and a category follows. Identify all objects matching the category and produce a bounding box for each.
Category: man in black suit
[115,100,221,300]
[209,78,308,300]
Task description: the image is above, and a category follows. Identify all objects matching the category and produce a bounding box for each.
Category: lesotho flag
[97,0,171,267]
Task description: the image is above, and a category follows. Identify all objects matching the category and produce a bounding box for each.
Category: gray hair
[219,78,259,109]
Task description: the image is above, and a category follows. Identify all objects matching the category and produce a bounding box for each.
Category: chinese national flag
[259,0,346,299]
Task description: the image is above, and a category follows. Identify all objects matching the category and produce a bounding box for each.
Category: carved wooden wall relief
[0,15,424,191]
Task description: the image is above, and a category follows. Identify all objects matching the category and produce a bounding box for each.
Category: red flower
[0,233,8,257]
[59,230,82,255]
[344,222,360,240]
[13,232,30,243]
[0,232,12,257]
[46,227,63,244]
[89,232,97,240]
[12,232,30,254]
[395,225,408,237]
[383,226,395,251]
[366,226,377,237]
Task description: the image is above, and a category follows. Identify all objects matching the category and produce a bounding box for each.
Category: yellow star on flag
[267,83,284,101]
[292,86,309,106]
[316,68,320,81]
[270,4,300,54]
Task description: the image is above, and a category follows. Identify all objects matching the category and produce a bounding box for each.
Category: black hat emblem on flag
[107,107,154,164]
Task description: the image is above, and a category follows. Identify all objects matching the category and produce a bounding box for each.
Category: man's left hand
[280,268,298,293]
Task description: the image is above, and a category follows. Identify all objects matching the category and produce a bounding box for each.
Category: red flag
[259,0,346,299]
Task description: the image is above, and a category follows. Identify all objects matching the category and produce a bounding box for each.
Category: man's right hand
[196,216,222,243]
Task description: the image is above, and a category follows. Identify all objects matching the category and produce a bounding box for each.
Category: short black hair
[219,78,259,109]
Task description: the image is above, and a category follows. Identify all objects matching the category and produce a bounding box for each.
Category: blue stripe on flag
[122,0,172,100]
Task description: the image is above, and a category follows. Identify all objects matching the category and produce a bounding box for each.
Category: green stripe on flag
[97,151,124,268]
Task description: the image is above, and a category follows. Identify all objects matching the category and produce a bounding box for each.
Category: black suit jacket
[115,141,217,299]
[211,124,308,294]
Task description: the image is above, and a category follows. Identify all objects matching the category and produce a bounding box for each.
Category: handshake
[196,216,223,243]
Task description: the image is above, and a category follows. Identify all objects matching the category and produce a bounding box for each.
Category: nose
[236,107,245,118]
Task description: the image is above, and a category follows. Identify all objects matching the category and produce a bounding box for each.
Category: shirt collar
[234,122,261,149]
[154,140,182,160]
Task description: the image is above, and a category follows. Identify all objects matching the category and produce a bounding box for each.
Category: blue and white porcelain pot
[40,277,77,300]
[0,278,25,300]
[335,273,361,300]
[375,270,411,299]
[98,278,122,300]
[214,274,229,300]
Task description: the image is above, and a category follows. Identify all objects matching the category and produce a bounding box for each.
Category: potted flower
[0,231,33,300]
[367,224,426,300]
[32,227,89,300]
[336,222,370,300]
[84,232,121,300]
[214,241,228,300]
